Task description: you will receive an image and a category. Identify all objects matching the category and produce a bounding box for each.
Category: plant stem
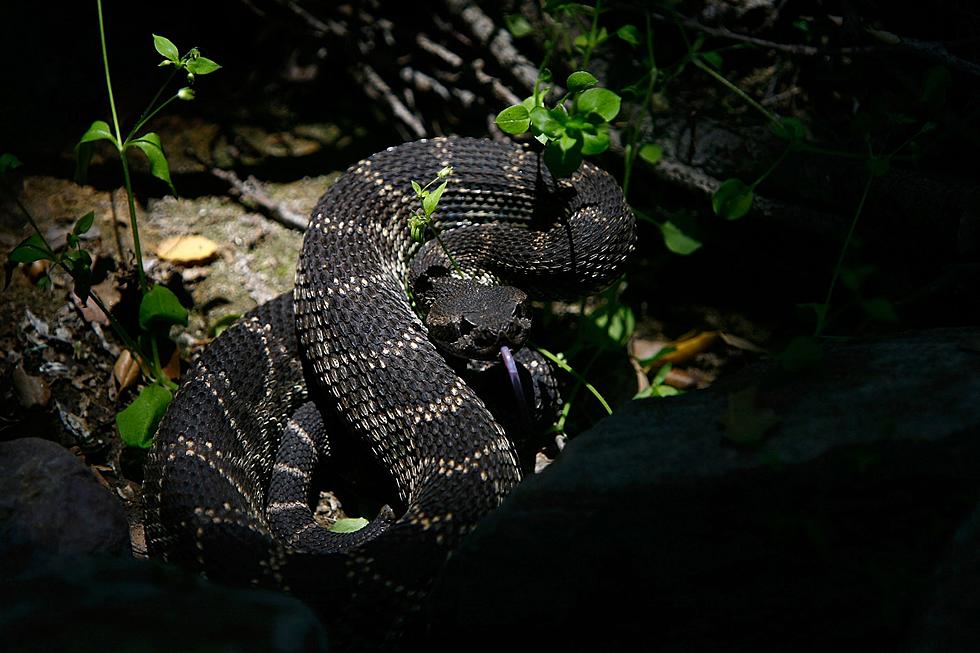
[536,345,611,416]
[430,228,464,276]
[86,290,142,357]
[623,14,657,198]
[128,68,179,142]
[118,153,147,293]
[581,0,603,68]
[97,0,147,294]
[693,57,777,125]
[149,333,177,390]
[97,0,124,150]
[126,94,178,144]
[817,172,874,336]
[751,142,791,190]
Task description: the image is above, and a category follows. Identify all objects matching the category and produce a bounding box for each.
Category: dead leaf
[663,367,698,389]
[644,331,720,368]
[157,235,219,264]
[12,362,51,408]
[72,276,121,325]
[719,332,767,354]
[113,350,142,392]
[162,344,181,381]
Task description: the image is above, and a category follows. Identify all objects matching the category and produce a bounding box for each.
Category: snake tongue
[501,345,532,434]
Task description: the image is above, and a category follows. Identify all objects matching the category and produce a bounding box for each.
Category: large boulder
[423,328,980,651]
[0,437,130,572]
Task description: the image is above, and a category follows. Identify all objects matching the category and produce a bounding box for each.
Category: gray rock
[0,438,328,652]
[0,437,130,574]
[423,328,980,651]
[909,500,980,652]
[0,556,328,653]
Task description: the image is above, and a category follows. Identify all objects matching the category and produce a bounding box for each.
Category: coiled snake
[142,137,635,643]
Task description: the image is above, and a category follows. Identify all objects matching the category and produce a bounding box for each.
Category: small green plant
[4,0,220,448]
[408,166,463,274]
[495,2,628,178]
[634,362,680,399]
[495,68,621,178]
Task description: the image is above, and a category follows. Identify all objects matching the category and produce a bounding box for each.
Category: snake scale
[142,137,635,644]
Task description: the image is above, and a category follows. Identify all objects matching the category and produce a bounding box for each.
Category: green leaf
[543,139,583,177]
[78,120,117,148]
[129,132,174,193]
[495,104,531,135]
[712,178,754,220]
[575,26,608,50]
[152,34,180,63]
[408,213,426,242]
[210,313,240,338]
[520,90,545,111]
[9,232,53,263]
[116,383,173,448]
[576,87,621,122]
[63,249,93,301]
[505,14,533,38]
[792,19,811,34]
[638,143,663,165]
[581,125,610,155]
[638,346,677,367]
[62,248,92,272]
[617,24,640,47]
[328,517,369,533]
[772,117,806,142]
[651,362,672,386]
[700,51,723,70]
[530,106,563,139]
[73,211,95,236]
[659,213,701,256]
[411,180,422,196]
[422,180,448,217]
[139,284,189,331]
[582,295,635,350]
[861,297,899,323]
[566,70,598,93]
[185,56,221,75]
[0,153,22,174]
[559,131,578,153]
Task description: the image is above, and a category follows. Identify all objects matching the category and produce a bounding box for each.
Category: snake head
[425,283,531,361]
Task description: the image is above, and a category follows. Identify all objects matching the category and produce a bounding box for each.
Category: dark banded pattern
[142,137,635,646]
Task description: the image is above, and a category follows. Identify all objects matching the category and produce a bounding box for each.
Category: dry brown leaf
[157,235,219,264]
[162,344,182,381]
[12,363,51,408]
[113,350,142,392]
[653,331,720,367]
[719,332,767,354]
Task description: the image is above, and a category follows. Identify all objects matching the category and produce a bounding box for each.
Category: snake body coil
[142,137,634,640]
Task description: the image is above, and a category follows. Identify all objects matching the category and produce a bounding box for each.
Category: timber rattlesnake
[142,137,635,642]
